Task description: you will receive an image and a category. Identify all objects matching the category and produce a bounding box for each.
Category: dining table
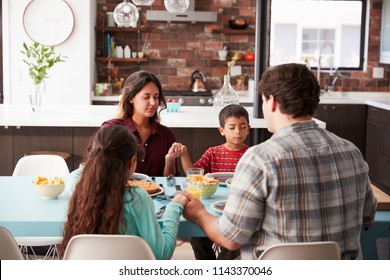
[0,176,227,238]
[0,176,389,260]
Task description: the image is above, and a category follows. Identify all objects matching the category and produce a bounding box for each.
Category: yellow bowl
[33,183,65,199]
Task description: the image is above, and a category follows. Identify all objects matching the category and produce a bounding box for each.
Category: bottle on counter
[213,75,240,108]
[124,45,131,59]
[115,46,123,58]
[304,56,311,69]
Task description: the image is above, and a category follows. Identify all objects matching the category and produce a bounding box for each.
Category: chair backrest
[12,155,70,177]
[258,241,341,260]
[0,226,25,260]
[63,234,156,260]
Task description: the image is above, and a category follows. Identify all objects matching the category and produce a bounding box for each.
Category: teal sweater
[65,168,183,260]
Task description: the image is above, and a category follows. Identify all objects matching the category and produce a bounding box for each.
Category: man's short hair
[258,63,320,118]
[218,104,250,127]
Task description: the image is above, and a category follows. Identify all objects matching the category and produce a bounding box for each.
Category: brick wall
[96,0,390,93]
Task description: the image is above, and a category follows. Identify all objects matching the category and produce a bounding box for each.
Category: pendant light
[164,0,190,14]
[132,0,154,5]
[113,0,139,27]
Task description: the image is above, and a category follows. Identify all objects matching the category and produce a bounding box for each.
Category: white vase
[29,80,46,112]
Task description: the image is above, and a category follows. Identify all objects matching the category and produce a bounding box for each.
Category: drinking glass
[186,167,204,178]
[183,180,202,200]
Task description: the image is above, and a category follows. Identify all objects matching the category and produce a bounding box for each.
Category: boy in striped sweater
[170,104,250,259]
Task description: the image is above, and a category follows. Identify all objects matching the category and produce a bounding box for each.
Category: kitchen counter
[0,104,326,129]
[319,91,390,110]
[1,91,388,128]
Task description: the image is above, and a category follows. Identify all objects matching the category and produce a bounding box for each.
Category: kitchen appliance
[146,1,217,23]
[190,70,207,92]
[164,90,213,106]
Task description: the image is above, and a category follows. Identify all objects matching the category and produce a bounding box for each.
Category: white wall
[2,0,96,105]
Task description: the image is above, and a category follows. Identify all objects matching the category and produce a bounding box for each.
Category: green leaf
[21,41,67,85]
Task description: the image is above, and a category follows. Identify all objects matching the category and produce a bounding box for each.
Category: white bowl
[33,183,65,199]
[130,173,149,181]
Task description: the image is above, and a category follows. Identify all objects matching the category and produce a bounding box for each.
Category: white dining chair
[12,154,70,260]
[0,226,25,260]
[63,234,156,260]
[258,241,341,260]
[12,154,70,177]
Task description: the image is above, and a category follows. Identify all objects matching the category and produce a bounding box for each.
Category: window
[270,0,367,71]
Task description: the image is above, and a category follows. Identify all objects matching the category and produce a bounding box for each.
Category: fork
[155,205,166,219]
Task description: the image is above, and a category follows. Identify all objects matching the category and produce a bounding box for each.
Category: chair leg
[43,244,60,260]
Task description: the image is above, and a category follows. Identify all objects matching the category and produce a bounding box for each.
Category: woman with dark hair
[102,70,181,176]
[60,126,188,259]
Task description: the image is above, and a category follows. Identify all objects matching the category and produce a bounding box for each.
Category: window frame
[269,0,368,72]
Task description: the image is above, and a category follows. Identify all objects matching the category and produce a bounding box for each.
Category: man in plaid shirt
[183,63,377,260]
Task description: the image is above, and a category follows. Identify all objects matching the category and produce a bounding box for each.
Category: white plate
[150,186,164,197]
[205,172,234,186]
[211,200,226,214]
[130,173,149,181]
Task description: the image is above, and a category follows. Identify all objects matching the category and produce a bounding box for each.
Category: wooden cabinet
[13,126,74,173]
[0,126,14,175]
[0,126,97,176]
[314,104,367,155]
[365,106,390,194]
[73,127,100,168]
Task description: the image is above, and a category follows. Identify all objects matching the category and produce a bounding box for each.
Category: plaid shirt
[102,118,177,176]
[217,120,377,260]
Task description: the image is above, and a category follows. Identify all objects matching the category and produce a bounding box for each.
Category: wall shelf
[212,27,255,35]
[95,26,148,32]
[96,57,148,63]
[211,59,254,66]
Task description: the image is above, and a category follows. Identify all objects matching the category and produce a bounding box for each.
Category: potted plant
[21,42,66,111]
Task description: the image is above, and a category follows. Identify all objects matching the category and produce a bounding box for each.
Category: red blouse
[102,118,178,177]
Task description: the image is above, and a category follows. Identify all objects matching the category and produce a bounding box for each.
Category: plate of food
[130,173,149,181]
[127,180,164,197]
[205,172,234,186]
[211,200,226,214]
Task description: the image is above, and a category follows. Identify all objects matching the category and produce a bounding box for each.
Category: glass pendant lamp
[132,0,154,5]
[164,0,190,13]
[113,0,139,27]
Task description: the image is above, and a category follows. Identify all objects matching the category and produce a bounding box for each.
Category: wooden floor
[171,238,195,260]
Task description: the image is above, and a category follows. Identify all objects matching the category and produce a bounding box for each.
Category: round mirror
[23,0,75,46]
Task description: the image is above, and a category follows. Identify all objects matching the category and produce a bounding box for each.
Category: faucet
[317,41,334,92]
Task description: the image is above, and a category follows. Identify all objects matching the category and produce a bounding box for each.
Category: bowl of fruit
[187,175,219,198]
[33,176,65,199]
[229,18,248,29]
